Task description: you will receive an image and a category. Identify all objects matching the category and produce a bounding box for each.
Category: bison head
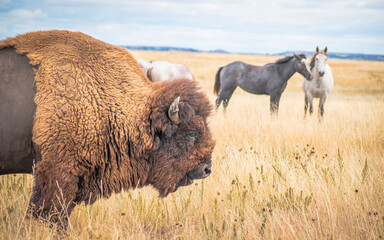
[147,79,215,197]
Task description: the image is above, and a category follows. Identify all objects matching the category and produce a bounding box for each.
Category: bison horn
[168,96,181,124]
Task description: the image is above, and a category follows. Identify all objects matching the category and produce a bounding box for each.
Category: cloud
[0,22,6,34]
[0,0,11,7]
[0,0,383,54]
[8,9,44,19]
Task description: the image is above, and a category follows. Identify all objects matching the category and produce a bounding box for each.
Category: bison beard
[0,30,215,225]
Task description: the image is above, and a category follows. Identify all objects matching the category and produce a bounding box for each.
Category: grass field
[1,50,383,239]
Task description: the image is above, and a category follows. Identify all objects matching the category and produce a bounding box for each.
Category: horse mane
[310,50,327,70]
[310,53,317,70]
[298,54,306,59]
[275,54,306,64]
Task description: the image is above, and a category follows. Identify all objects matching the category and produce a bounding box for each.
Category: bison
[0,30,215,223]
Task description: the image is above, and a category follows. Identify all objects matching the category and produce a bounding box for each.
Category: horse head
[294,54,313,80]
[312,47,328,77]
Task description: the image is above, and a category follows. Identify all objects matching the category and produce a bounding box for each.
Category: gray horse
[214,54,313,114]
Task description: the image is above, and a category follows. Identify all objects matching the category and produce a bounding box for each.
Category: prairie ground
[1,50,383,239]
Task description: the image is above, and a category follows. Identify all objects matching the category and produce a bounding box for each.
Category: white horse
[302,47,334,118]
[137,60,194,82]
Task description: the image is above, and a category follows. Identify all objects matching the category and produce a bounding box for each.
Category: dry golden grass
[1,50,383,239]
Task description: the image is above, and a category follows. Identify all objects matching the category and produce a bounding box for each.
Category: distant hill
[120,45,384,62]
[121,45,230,54]
[278,51,384,62]
[122,45,201,52]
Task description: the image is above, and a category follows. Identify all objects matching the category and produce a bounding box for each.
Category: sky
[1,0,384,55]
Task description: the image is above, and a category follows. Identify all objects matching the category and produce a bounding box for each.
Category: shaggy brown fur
[0,30,215,223]
[310,46,328,70]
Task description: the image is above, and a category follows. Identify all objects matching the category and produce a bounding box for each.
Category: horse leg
[215,97,222,110]
[308,96,314,116]
[219,86,237,113]
[270,93,281,115]
[318,95,327,119]
[304,94,309,118]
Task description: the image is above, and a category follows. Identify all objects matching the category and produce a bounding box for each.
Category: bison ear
[168,96,181,124]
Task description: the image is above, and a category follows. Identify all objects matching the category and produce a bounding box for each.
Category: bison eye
[187,135,195,142]
[186,132,197,144]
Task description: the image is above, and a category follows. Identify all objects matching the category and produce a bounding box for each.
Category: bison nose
[204,166,211,175]
[188,161,212,179]
[200,165,212,179]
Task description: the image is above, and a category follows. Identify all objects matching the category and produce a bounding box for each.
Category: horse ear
[293,53,300,60]
[316,46,319,53]
[324,47,328,54]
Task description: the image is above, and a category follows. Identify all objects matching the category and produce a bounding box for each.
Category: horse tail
[214,67,223,96]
